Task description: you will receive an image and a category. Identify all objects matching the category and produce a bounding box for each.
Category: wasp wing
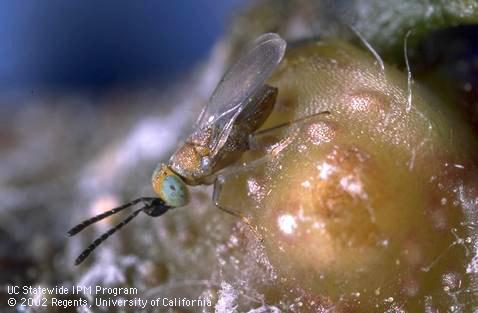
[197,33,286,157]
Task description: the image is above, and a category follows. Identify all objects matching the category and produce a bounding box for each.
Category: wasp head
[151,164,190,207]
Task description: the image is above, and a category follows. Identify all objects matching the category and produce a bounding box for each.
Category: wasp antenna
[68,197,153,236]
[74,206,145,265]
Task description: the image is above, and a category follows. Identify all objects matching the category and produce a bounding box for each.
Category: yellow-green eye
[152,164,189,207]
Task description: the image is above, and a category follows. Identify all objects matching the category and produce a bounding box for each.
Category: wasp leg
[213,111,331,240]
[213,175,264,242]
[248,110,330,151]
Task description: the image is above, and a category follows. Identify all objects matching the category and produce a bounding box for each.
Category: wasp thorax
[169,141,212,185]
[151,164,189,207]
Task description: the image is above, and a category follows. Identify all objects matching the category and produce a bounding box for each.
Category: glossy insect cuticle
[69,33,296,265]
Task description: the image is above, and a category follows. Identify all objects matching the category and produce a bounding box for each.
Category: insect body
[69,33,287,265]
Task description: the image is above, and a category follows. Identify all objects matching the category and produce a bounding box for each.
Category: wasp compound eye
[151,164,189,207]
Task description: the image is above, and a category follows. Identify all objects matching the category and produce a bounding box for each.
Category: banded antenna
[68,197,155,265]
[68,197,155,236]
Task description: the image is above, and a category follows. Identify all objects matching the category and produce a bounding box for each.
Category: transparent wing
[197,33,286,156]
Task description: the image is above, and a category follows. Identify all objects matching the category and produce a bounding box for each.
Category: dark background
[0,0,242,93]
